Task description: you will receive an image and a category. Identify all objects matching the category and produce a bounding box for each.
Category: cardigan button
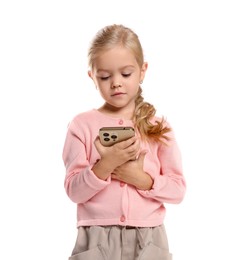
[120,181,125,187]
[118,119,123,125]
[120,215,126,222]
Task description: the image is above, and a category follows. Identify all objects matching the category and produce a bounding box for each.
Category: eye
[100,76,110,80]
[122,73,131,78]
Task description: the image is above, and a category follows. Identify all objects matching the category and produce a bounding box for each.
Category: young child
[62,24,186,260]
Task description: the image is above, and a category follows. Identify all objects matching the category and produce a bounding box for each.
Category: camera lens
[103,133,109,137]
[111,134,117,139]
[104,138,110,142]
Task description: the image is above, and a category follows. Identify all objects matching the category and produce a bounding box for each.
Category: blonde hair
[88,24,171,143]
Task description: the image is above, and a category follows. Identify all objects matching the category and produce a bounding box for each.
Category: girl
[62,24,186,260]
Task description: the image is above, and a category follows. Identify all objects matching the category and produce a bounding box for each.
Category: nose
[111,82,122,89]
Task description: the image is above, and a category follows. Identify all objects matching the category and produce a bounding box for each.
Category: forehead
[94,46,139,70]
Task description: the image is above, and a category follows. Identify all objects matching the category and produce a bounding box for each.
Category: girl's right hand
[94,135,140,169]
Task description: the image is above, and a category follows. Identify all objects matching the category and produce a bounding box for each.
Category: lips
[111,92,126,96]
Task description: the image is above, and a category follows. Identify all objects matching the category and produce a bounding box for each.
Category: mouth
[111,92,126,96]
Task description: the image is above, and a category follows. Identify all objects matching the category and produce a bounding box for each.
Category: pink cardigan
[62,109,186,227]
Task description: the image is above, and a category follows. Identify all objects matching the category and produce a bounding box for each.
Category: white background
[0,0,245,259]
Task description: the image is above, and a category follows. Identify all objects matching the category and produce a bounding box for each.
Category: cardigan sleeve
[137,128,186,204]
[62,119,110,204]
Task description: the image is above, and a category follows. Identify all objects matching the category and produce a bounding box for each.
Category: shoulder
[65,109,95,133]
[67,109,101,127]
[72,109,97,122]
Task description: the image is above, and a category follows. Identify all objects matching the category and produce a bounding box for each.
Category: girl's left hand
[111,151,153,190]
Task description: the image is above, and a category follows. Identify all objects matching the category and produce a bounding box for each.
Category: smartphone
[99,126,135,146]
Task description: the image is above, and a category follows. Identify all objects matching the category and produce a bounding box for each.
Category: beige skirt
[68,225,172,260]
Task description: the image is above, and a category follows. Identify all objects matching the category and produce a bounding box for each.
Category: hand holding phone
[99,127,135,146]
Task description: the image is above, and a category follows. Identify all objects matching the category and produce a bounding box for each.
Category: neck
[98,103,135,120]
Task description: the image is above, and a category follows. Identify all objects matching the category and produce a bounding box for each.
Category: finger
[111,174,119,180]
[117,136,138,149]
[94,135,100,144]
[137,150,148,162]
[94,136,101,149]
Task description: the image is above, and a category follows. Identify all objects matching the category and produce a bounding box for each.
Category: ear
[88,70,92,78]
[88,70,98,89]
[140,62,148,82]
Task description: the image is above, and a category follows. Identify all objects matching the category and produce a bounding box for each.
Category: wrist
[92,158,115,180]
[136,172,153,191]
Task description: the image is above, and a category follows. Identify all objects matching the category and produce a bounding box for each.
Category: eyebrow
[96,65,135,73]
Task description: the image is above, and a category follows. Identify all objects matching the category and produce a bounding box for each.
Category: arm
[62,120,140,204]
[62,120,110,204]
[137,130,186,204]
[111,151,154,190]
[92,135,140,181]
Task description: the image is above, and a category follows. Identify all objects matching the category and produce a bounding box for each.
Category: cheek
[97,81,108,91]
[97,84,108,95]
[131,84,140,96]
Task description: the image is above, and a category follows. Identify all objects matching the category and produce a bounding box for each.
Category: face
[89,46,147,112]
